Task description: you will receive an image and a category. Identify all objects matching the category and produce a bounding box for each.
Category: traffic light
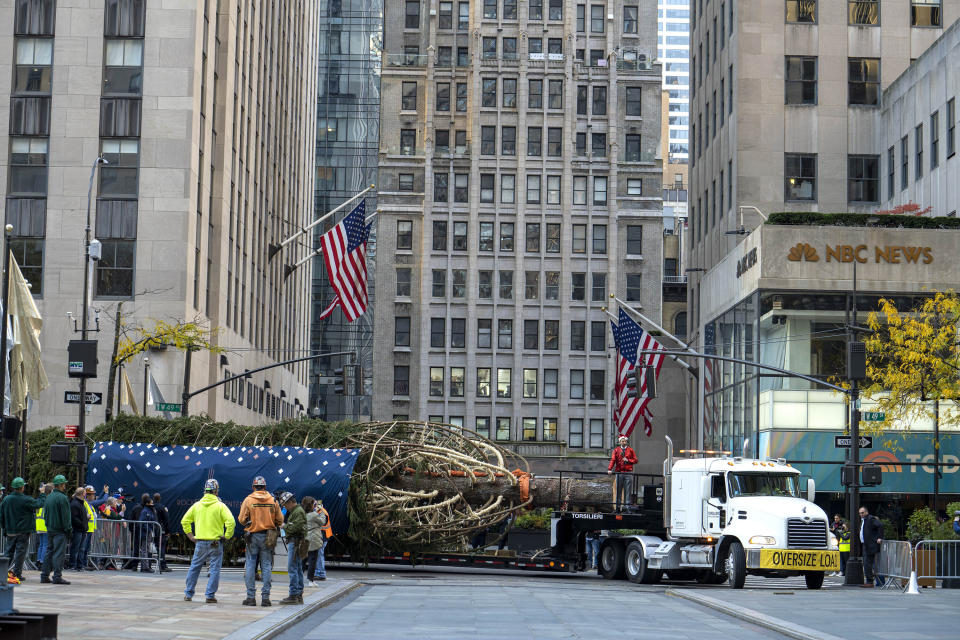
[625,370,638,398]
[645,366,657,400]
[333,368,346,395]
[354,365,364,395]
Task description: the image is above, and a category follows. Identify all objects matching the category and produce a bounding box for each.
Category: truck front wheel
[804,571,825,590]
[599,541,626,580]
[725,541,746,589]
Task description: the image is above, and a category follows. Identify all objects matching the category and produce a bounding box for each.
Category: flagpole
[611,295,702,362]
[601,306,695,373]
[284,209,379,280]
[268,184,375,260]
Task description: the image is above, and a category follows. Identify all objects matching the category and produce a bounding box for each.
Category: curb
[222,580,362,640]
[665,588,845,640]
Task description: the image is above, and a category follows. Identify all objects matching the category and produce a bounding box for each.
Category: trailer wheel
[599,541,626,580]
[804,571,825,590]
[725,541,746,589]
[625,542,646,583]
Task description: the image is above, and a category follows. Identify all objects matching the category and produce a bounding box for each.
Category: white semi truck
[594,436,840,589]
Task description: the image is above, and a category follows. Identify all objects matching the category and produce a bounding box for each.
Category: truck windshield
[727,473,801,498]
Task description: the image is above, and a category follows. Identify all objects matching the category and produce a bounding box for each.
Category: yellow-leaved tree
[862,291,960,437]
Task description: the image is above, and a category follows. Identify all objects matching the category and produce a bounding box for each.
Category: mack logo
[570,513,603,519]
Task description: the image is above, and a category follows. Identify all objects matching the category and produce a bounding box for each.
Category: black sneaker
[40,576,51,584]
[279,595,299,605]
[261,598,271,607]
[242,598,257,606]
[205,597,218,604]
[52,578,71,585]
[184,596,192,602]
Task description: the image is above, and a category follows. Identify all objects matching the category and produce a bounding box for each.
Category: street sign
[863,411,885,422]
[64,391,102,405]
[155,403,182,412]
[834,435,873,449]
[64,425,78,438]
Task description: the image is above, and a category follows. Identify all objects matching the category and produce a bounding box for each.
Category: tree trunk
[104,301,123,421]
[386,474,615,509]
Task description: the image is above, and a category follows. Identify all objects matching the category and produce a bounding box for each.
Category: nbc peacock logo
[863,451,902,473]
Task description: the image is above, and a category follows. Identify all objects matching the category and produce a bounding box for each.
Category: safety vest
[838,532,851,553]
[84,501,97,533]
[35,506,46,533]
[318,507,333,539]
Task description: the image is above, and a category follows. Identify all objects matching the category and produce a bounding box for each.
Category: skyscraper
[658,0,690,162]
[372,0,679,472]
[1,0,319,427]
[309,0,383,421]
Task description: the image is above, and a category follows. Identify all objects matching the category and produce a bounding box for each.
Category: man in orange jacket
[238,476,283,607]
[607,435,638,511]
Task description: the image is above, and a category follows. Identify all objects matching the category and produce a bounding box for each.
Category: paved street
[275,567,787,640]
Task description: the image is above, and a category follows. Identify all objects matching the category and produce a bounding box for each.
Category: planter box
[506,529,550,553]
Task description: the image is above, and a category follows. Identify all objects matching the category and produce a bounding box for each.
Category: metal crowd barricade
[88,519,163,574]
[877,540,913,591]
[914,539,960,588]
[0,529,40,572]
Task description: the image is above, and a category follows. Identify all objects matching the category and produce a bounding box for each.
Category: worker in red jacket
[607,436,638,511]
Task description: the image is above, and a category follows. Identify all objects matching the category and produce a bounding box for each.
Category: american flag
[611,309,665,437]
[703,322,717,445]
[317,200,371,322]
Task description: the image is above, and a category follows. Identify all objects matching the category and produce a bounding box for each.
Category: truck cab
[598,437,839,589]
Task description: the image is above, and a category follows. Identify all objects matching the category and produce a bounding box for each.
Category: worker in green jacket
[181,479,235,603]
[279,492,306,605]
[40,475,72,585]
[0,477,46,582]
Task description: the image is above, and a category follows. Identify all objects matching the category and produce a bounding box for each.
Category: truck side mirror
[806,478,816,503]
[710,475,726,502]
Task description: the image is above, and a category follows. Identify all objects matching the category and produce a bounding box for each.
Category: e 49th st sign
[788,243,933,264]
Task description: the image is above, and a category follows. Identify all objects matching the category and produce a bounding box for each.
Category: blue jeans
[184,540,224,600]
[585,536,601,568]
[35,532,48,565]
[286,540,303,596]
[69,531,85,569]
[244,532,273,599]
[313,539,326,579]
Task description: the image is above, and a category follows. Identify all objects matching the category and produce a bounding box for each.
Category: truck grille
[787,518,828,548]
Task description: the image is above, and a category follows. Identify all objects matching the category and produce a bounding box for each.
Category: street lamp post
[78,156,107,482]
[0,224,13,488]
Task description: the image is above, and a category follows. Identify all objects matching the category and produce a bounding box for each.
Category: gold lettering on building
[792,244,933,264]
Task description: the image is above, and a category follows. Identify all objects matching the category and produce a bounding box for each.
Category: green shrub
[766,211,960,229]
[906,506,938,543]
[514,508,553,530]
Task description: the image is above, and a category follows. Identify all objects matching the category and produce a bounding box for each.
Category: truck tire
[804,571,825,590]
[625,542,647,584]
[599,541,626,580]
[726,541,746,589]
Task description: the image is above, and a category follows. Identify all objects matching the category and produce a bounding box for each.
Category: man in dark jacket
[122,493,148,570]
[858,505,884,587]
[69,488,89,571]
[0,477,45,581]
[41,475,72,584]
[153,493,171,572]
[279,492,306,605]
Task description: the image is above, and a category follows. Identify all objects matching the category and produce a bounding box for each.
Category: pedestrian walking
[40,475,72,585]
[238,476,283,607]
[859,505,884,587]
[279,492,306,605]
[310,499,333,583]
[0,477,46,582]
[153,493,171,572]
[607,435,638,510]
[181,479,235,604]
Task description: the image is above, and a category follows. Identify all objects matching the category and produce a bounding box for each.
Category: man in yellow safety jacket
[838,522,851,577]
[35,483,50,566]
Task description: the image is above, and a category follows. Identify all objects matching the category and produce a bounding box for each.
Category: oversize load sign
[758,549,840,571]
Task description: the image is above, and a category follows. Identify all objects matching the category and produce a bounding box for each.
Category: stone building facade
[372,0,682,472]
[0,0,319,428]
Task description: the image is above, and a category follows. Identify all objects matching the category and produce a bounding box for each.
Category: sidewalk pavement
[668,584,959,640]
[10,569,359,640]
